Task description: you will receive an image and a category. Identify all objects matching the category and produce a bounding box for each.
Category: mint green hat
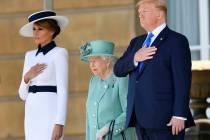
[80,40,115,62]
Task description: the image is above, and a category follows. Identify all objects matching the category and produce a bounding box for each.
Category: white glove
[96,126,109,140]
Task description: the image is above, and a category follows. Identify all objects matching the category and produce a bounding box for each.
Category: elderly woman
[18,10,69,140]
[80,40,136,140]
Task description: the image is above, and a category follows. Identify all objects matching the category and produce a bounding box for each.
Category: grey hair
[101,56,117,69]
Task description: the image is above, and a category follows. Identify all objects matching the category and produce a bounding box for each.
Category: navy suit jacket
[114,26,195,129]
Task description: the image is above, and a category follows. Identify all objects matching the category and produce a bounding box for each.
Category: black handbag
[107,120,126,140]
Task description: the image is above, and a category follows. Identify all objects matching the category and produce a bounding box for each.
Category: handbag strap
[108,120,115,140]
[107,120,126,140]
[121,131,126,140]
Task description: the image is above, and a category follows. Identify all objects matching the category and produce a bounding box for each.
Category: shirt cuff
[173,116,187,120]
[134,60,138,67]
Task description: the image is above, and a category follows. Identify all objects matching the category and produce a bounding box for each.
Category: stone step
[0,135,85,140]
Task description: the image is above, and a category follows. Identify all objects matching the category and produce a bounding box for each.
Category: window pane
[191,51,200,60]
[167,0,200,46]
[209,48,210,58]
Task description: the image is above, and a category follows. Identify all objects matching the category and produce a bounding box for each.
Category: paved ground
[65,135,85,140]
[0,135,85,140]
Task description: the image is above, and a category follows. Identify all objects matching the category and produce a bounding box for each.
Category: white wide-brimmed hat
[19,10,69,37]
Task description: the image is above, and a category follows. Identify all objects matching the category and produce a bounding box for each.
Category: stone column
[44,0,53,10]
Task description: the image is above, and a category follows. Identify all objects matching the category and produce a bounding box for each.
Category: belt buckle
[31,85,37,93]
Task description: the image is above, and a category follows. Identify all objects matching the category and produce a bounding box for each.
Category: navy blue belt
[28,85,57,93]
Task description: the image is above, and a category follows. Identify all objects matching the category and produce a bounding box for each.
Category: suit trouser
[132,109,185,140]
[135,125,185,140]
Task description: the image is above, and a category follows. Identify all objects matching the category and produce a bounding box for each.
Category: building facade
[0,0,209,139]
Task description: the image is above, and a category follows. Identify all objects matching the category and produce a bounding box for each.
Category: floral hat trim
[80,42,92,61]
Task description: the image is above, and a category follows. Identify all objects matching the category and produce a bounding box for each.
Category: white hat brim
[19,16,69,37]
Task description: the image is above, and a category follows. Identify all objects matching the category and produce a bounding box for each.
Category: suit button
[136,81,139,83]
[92,114,96,117]
[104,85,108,89]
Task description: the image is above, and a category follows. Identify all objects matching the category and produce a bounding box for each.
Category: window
[209,0,210,45]
[191,51,200,60]
[167,0,210,60]
[167,0,200,46]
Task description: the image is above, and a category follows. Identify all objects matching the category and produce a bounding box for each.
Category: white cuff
[134,60,138,67]
[173,116,187,120]
[18,80,30,101]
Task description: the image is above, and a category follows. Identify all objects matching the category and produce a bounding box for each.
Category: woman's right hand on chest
[24,63,47,83]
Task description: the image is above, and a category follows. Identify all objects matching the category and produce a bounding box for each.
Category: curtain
[167,0,200,46]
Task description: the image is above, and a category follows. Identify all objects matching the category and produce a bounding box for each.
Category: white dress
[19,46,69,140]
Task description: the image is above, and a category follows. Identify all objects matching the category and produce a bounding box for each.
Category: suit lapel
[137,26,170,79]
[132,35,147,73]
[151,26,170,48]
[96,75,116,103]
[135,35,147,52]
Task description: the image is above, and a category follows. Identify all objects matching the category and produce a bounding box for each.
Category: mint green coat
[86,73,136,140]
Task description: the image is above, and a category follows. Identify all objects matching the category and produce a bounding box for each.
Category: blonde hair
[137,0,167,16]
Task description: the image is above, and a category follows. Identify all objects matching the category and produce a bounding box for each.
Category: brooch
[111,78,116,88]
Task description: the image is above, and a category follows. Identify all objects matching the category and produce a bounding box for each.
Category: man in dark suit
[113,0,195,140]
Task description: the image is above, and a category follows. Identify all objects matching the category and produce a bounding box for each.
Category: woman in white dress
[19,10,69,140]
